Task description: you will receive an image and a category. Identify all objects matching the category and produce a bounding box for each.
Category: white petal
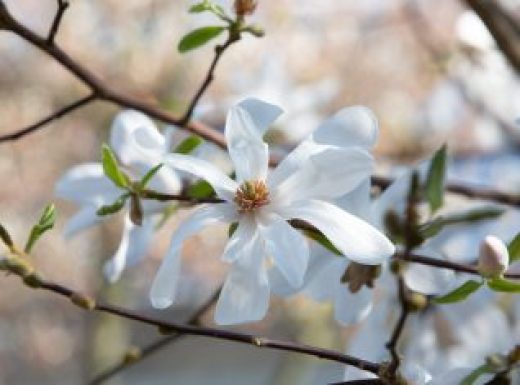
[304,252,344,301]
[335,177,373,222]
[110,110,165,166]
[221,215,256,263]
[279,200,395,265]
[225,100,275,182]
[103,215,155,283]
[404,256,457,295]
[165,154,237,201]
[260,215,309,288]
[270,146,373,205]
[235,98,283,135]
[63,205,103,238]
[334,285,373,326]
[150,204,237,309]
[214,232,270,325]
[55,163,120,205]
[311,106,379,148]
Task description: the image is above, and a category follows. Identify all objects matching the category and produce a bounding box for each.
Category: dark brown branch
[385,278,410,374]
[140,190,225,204]
[0,93,96,142]
[47,0,69,45]
[26,279,381,375]
[179,34,240,125]
[89,288,222,385]
[329,380,384,385]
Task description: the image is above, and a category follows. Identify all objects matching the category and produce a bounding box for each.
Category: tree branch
[13,278,380,376]
[47,0,69,45]
[89,287,222,385]
[0,93,96,142]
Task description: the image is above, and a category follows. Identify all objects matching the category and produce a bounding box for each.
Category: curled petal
[150,204,237,309]
[278,200,394,265]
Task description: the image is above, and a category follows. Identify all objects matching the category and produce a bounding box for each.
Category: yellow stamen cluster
[234,180,270,213]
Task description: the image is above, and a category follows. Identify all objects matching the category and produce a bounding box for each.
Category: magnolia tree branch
[47,0,69,45]
[89,288,222,385]
[16,278,380,376]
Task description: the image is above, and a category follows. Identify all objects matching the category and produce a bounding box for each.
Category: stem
[47,0,69,45]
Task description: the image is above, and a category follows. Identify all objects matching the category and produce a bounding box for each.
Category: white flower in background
[477,235,509,279]
[150,98,395,325]
[55,110,181,282]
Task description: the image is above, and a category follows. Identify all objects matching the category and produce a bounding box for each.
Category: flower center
[234,180,270,213]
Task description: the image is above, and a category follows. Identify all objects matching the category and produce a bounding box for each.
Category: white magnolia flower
[55,110,181,282]
[477,235,509,279]
[150,98,395,325]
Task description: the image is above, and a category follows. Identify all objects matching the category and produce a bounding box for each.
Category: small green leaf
[460,364,493,385]
[187,180,215,199]
[508,232,520,263]
[96,195,129,216]
[228,222,238,238]
[138,164,163,190]
[303,229,342,256]
[102,144,129,188]
[178,26,225,53]
[174,135,203,154]
[425,144,447,213]
[0,223,13,248]
[487,278,520,293]
[433,279,482,304]
[25,204,57,253]
[189,1,212,13]
[419,207,504,239]
[188,1,228,20]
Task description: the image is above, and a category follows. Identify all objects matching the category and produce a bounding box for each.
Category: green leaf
[178,26,225,53]
[0,223,13,248]
[25,204,57,253]
[433,280,482,304]
[188,1,228,20]
[138,164,163,190]
[303,229,342,256]
[189,1,212,13]
[228,222,238,238]
[460,364,493,385]
[102,144,129,188]
[508,232,520,263]
[96,195,129,216]
[425,144,447,213]
[487,278,520,293]
[419,206,504,239]
[187,180,215,199]
[174,135,203,154]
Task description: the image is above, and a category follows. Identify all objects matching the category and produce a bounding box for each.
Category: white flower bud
[478,235,509,279]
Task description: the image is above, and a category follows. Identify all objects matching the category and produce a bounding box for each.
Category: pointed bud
[478,235,509,279]
[234,0,257,17]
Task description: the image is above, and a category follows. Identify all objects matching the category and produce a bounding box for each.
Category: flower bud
[234,0,257,17]
[478,235,509,279]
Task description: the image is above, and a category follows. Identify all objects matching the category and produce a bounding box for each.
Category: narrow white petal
[334,285,373,326]
[110,110,165,166]
[303,252,344,301]
[312,106,379,149]
[279,200,395,265]
[403,257,456,295]
[103,215,155,283]
[260,216,309,288]
[63,205,103,238]
[55,163,120,205]
[335,177,373,222]
[165,154,237,201]
[271,146,373,205]
[236,98,283,135]
[150,204,237,309]
[214,232,270,325]
[225,101,272,182]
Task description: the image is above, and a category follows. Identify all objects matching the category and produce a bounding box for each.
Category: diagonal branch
[0,93,96,142]
[89,287,222,385]
[47,0,69,45]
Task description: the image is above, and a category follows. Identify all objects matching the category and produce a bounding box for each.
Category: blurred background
[0,0,519,384]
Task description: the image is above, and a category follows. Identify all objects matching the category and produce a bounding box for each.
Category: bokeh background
[0,0,519,384]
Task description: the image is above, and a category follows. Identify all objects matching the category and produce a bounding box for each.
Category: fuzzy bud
[70,293,96,310]
[234,0,257,17]
[478,235,509,279]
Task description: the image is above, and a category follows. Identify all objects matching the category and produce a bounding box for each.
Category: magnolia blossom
[55,110,181,282]
[150,98,395,325]
[477,235,509,278]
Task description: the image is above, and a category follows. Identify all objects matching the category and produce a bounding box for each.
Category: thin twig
[47,0,69,45]
[0,93,97,142]
[385,278,410,374]
[329,380,384,385]
[89,288,222,385]
[24,279,381,375]
[140,190,225,204]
